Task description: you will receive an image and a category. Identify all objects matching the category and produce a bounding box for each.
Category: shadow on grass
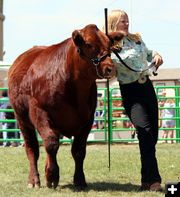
[61,182,140,192]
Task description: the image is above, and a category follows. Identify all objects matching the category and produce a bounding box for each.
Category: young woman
[107,10,163,191]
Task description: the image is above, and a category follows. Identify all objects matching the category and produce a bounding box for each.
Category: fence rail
[0,86,180,145]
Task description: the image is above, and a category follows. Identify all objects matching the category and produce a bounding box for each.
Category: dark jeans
[120,78,161,184]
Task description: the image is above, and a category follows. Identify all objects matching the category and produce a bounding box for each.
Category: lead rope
[112,49,158,75]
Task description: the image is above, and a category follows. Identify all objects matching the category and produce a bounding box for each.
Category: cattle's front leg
[71,134,89,189]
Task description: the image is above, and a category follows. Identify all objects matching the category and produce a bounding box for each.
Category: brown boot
[140,182,162,192]
[149,182,162,192]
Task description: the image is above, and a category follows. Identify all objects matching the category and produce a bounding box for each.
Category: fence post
[175,87,180,143]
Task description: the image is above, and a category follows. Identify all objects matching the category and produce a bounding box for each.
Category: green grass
[0,143,179,197]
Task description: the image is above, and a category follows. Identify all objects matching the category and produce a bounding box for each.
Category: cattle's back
[8,46,47,97]
[8,39,72,103]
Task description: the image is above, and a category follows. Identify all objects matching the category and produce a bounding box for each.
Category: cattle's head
[72,24,124,79]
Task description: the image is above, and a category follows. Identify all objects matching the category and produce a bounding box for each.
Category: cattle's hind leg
[29,99,60,189]
[18,118,40,188]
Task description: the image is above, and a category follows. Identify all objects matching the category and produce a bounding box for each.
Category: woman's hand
[153,54,163,68]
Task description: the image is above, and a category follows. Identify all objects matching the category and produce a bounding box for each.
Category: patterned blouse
[111,36,157,84]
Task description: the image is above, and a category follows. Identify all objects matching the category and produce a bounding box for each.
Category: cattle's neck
[67,43,98,82]
[59,79,97,129]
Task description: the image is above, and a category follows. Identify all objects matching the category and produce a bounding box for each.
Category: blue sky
[3,0,180,68]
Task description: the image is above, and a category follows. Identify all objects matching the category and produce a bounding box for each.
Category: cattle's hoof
[47,182,52,188]
[27,183,34,189]
[46,181,58,189]
[27,183,40,189]
[74,173,87,190]
[45,163,59,189]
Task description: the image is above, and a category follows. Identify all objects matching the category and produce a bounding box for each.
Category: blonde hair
[107,10,127,32]
[106,9,141,43]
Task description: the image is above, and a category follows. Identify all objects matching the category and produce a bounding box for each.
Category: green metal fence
[0,86,180,145]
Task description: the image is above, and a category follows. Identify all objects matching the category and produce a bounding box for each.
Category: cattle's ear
[72,30,84,47]
[108,31,125,46]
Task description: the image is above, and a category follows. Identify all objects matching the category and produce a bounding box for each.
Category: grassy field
[0,143,179,197]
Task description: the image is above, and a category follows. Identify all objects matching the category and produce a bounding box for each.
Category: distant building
[0,61,11,91]
[150,68,180,86]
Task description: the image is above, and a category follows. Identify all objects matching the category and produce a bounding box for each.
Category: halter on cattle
[77,47,111,66]
[77,47,111,78]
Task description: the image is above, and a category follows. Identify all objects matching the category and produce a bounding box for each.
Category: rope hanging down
[104,8,111,171]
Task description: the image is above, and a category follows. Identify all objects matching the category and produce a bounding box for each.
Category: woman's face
[117,14,129,35]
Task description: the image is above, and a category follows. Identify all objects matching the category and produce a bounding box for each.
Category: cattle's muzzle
[91,52,115,79]
[95,57,115,79]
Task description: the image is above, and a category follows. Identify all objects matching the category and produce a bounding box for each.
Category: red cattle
[8,24,124,189]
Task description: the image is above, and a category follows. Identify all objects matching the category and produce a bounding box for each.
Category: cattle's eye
[85,42,93,49]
